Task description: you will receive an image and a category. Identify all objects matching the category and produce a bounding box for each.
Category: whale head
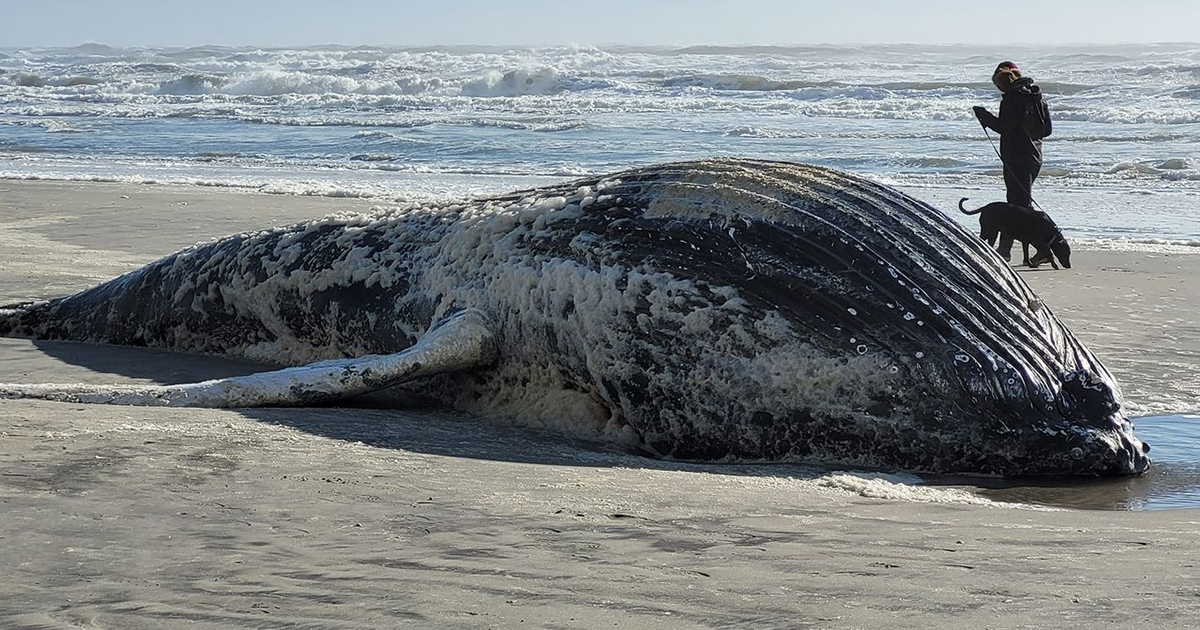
[500,159,1150,476]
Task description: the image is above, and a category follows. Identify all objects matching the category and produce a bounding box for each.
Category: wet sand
[2,180,1200,629]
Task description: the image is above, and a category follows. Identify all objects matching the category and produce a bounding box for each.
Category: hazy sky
[3,0,1197,48]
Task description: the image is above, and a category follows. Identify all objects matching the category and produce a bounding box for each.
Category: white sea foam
[806,472,1050,508]
[1071,238,1200,254]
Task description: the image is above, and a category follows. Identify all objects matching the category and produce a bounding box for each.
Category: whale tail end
[0,302,36,337]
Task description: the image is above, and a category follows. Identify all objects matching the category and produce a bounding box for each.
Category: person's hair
[992,66,1022,91]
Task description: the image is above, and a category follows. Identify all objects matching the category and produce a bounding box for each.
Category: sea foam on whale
[0,159,1150,476]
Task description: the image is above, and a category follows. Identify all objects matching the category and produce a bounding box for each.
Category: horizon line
[5,40,1199,51]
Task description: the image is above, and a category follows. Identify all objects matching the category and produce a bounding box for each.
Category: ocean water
[3,43,1200,509]
[1,42,1198,247]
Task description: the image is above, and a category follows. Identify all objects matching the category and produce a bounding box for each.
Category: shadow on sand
[22,338,841,480]
[22,339,1200,510]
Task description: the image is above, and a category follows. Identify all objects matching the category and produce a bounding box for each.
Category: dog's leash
[981,126,1047,213]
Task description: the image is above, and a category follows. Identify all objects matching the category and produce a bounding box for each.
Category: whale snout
[1001,414,1150,477]
[1065,417,1150,476]
[1048,371,1148,475]
[1107,422,1151,475]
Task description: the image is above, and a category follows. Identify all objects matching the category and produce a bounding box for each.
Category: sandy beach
[2,179,1200,629]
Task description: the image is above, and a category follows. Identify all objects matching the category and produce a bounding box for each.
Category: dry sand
[2,180,1199,629]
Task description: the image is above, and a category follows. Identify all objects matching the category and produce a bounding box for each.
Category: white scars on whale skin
[0,159,1150,476]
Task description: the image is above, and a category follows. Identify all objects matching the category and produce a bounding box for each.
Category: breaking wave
[1105,159,1200,180]
[661,74,824,91]
[460,66,615,97]
[12,74,103,88]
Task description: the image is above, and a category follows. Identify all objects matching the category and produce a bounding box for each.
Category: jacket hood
[1009,76,1042,99]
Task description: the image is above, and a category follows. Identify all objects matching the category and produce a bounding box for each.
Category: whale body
[0,159,1150,476]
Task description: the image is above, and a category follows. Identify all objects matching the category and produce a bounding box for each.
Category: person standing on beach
[972,61,1052,208]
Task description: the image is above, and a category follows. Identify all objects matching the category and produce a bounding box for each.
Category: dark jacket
[978,76,1046,166]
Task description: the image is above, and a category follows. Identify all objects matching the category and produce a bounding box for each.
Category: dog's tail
[958,197,984,215]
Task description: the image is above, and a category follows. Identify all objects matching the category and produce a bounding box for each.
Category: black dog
[958,198,1071,269]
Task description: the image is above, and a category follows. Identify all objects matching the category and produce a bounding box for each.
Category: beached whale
[0,159,1149,476]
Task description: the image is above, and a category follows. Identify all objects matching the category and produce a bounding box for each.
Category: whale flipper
[0,309,497,407]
